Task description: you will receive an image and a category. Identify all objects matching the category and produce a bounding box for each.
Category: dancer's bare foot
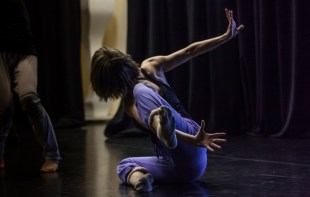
[128,167,154,192]
[40,160,59,173]
[150,106,177,149]
[133,173,154,192]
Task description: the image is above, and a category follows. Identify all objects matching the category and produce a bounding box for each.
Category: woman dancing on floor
[90,9,244,192]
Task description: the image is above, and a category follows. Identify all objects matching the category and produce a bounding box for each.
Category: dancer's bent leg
[0,103,14,169]
[0,53,14,169]
[20,93,61,172]
[14,55,60,172]
[149,106,177,149]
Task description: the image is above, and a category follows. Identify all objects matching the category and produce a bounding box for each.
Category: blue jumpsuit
[117,78,207,183]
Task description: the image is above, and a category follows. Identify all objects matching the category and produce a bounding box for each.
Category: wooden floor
[1,122,310,197]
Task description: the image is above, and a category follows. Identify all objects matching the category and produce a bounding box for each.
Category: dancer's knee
[20,93,43,118]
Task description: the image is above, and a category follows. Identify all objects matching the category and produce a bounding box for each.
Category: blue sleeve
[133,83,163,128]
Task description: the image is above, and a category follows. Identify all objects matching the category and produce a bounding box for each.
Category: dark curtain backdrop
[18,0,310,137]
[105,0,310,138]
[21,0,84,128]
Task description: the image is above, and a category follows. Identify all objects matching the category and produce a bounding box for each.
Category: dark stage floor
[1,123,309,197]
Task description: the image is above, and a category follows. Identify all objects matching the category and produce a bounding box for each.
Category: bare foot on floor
[134,173,154,192]
[40,160,59,173]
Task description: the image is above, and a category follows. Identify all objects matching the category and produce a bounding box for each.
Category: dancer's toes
[134,173,154,192]
[40,160,59,173]
[159,106,172,123]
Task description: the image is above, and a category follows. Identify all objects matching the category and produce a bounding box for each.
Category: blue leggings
[117,143,207,183]
[117,83,207,184]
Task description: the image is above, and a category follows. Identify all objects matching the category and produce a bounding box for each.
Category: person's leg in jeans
[0,53,14,169]
[13,55,61,172]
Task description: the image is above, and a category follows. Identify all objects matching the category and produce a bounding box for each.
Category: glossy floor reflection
[1,123,310,197]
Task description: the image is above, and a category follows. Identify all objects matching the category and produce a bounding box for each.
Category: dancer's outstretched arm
[141,8,244,73]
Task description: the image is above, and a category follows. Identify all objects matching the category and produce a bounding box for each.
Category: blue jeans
[0,53,60,161]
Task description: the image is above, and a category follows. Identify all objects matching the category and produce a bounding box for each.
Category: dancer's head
[90,47,139,101]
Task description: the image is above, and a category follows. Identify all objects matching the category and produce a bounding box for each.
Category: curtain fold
[237,0,310,137]
[24,0,84,128]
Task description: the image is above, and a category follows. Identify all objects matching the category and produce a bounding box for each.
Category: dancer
[91,9,243,192]
[0,0,61,172]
